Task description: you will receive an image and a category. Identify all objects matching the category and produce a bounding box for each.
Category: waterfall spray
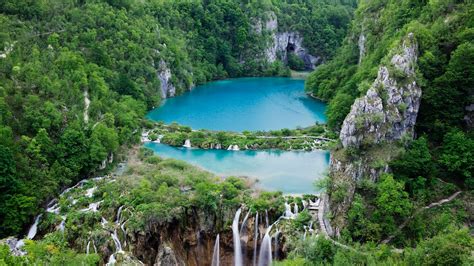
[27,214,42,239]
[211,234,220,266]
[258,226,273,266]
[232,208,243,266]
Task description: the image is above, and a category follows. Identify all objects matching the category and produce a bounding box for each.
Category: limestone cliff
[328,33,421,235]
[157,60,177,99]
[255,12,320,70]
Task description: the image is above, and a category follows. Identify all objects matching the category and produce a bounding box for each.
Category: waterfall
[111,229,123,252]
[258,227,272,266]
[240,211,250,235]
[253,212,259,266]
[58,216,66,232]
[183,139,191,148]
[265,210,269,228]
[284,202,293,218]
[211,234,220,266]
[101,217,108,228]
[302,200,308,210]
[240,210,251,258]
[232,208,243,266]
[85,187,96,198]
[116,206,124,224]
[27,214,42,239]
[86,241,91,254]
[293,203,298,215]
[106,254,116,266]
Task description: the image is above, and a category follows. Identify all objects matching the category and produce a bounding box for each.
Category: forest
[1,0,473,265]
[0,0,355,239]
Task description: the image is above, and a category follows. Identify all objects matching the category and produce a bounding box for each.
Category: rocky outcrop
[340,33,420,149]
[329,33,420,235]
[256,12,320,70]
[157,60,176,98]
[155,244,184,266]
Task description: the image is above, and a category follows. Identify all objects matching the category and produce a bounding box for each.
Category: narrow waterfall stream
[258,226,273,266]
[232,208,243,266]
[211,234,220,266]
[26,214,42,240]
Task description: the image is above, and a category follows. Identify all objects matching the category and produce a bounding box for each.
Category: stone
[157,60,176,98]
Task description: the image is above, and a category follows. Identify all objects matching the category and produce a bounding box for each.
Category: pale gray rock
[340,33,420,149]
[157,60,176,99]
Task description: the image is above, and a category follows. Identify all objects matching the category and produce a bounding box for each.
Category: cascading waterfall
[86,241,91,254]
[253,212,259,266]
[111,229,123,252]
[27,214,42,239]
[240,210,251,259]
[116,206,124,224]
[284,202,293,218]
[183,139,191,148]
[58,216,66,232]
[232,208,243,266]
[258,226,272,266]
[293,203,298,215]
[211,234,220,266]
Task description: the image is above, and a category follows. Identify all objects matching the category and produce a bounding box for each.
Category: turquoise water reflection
[145,142,330,194]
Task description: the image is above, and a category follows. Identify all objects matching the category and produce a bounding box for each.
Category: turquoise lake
[145,77,330,194]
[147,77,327,132]
[144,142,330,194]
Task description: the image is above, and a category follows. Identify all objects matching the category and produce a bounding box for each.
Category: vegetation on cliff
[296,0,474,264]
[0,0,355,238]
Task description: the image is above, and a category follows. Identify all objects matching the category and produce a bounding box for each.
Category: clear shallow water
[147,77,326,132]
[144,142,330,194]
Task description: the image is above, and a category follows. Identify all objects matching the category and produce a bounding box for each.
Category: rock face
[329,33,420,235]
[340,33,420,149]
[157,60,176,98]
[257,12,320,70]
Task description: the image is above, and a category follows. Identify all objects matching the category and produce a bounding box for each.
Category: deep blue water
[144,142,330,194]
[147,77,326,132]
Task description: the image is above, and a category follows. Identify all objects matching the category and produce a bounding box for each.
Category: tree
[439,130,474,187]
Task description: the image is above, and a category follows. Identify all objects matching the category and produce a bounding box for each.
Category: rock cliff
[328,33,421,235]
[157,60,177,99]
[255,12,320,70]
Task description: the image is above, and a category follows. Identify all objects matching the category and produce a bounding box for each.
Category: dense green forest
[0,0,355,238]
[297,0,474,264]
[1,0,473,265]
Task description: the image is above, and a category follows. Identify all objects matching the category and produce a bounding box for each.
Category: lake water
[144,142,330,194]
[147,77,326,132]
[145,77,329,194]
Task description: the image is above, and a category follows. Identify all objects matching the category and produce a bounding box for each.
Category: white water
[183,139,191,148]
[211,234,220,266]
[27,214,42,239]
[80,201,101,212]
[101,217,108,228]
[84,90,90,123]
[85,187,96,198]
[111,229,122,252]
[253,212,259,266]
[258,226,273,266]
[86,241,91,254]
[58,216,66,232]
[116,206,124,224]
[293,203,298,215]
[284,202,294,218]
[227,145,240,151]
[106,254,116,266]
[232,208,243,266]
[240,210,250,240]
